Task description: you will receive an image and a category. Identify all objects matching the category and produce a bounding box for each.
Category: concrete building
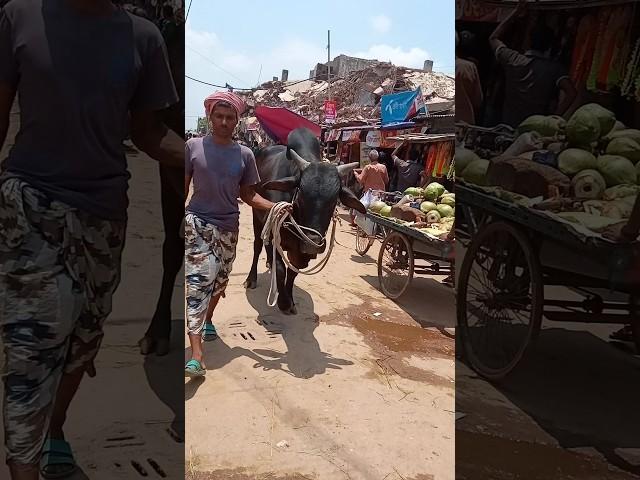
[309,54,378,80]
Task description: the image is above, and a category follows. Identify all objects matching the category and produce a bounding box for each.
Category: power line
[185,75,253,91]
[185,0,193,20]
[186,45,250,87]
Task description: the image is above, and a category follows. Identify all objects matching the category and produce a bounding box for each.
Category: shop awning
[254,106,321,144]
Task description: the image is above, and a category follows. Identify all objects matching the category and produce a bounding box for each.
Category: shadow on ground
[360,274,455,330]
[458,327,640,478]
[144,319,185,438]
[244,272,354,379]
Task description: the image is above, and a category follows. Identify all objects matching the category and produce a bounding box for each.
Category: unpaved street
[185,204,456,480]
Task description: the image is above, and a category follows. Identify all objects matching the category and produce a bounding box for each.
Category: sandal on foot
[185,359,206,378]
[202,323,218,342]
[40,438,77,479]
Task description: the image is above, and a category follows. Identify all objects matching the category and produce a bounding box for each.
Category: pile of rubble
[239,62,455,125]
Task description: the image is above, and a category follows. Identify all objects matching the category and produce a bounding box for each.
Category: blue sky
[185,0,454,129]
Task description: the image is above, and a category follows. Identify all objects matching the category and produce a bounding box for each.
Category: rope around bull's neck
[261,202,338,307]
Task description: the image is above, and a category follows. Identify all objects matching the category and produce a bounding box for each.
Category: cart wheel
[457,221,543,381]
[378,232,414,299]
[355,226,374,256]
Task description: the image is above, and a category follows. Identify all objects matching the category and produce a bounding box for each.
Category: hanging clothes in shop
[593,5,634,91]
[434,142,454,178]
[621,39,640,97]
[570,13,598,87]
[425,143,438,177]
[586,7,613,92]
[424,142,453,178]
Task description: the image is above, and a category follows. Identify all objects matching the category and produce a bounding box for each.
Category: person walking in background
[350,149,388,226]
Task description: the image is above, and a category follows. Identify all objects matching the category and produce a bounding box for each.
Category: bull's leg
[141,164,184,355]
[275,253,295,314]
[284,268,299,315]
[243,211,263,289]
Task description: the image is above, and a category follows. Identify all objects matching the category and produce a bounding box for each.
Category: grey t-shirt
[186,136,260,232]
[0,0,178,220]
[393,156,423,192]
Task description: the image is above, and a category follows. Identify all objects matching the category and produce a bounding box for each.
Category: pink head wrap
[204,91,246,118]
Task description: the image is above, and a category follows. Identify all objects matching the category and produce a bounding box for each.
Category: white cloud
[185,23,328,128]
[185,22,220,52]
[350,44,430,70]
[370,15,391,33]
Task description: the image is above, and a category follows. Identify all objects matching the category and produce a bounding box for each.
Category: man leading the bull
[184,91,280,377]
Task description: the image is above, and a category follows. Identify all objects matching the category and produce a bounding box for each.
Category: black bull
[243,128,366,315]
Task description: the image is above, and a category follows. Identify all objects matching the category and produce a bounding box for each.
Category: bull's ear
[262,176,298,192]
[339,187,366,214]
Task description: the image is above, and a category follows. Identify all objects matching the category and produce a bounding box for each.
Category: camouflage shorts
[185,213,238,335]
[0,178,125,464]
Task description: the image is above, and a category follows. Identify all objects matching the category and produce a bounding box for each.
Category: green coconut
[456,147,482,173]
[420,201,437,213]
[379,205,392,217]
[606,137,640,164]
[423,182,446,201]
[461,159,490,186]
[558,148,597,176]
[566,107,601,146]
[597,155,637,187]
[369,200,387,213]
[436,204,454,218]
[439,196,455,207]
[575,103,616,137]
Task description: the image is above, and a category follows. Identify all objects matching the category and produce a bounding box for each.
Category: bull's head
[263,149,366,257]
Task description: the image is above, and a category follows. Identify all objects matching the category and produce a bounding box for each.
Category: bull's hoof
[278,301,297,315]
[243,278,257,289]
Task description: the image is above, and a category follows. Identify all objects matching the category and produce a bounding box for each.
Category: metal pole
[327,30,331,101]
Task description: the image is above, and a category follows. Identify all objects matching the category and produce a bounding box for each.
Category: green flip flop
[202,322,218,342]
[40,438,77,479]
[185,359,206,378]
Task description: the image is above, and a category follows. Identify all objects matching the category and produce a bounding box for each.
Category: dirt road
[185,205,456,480]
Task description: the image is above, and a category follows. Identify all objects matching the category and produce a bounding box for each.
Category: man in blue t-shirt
[184,91,279,378]
[0,1,183,478]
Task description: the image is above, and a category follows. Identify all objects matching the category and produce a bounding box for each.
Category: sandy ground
[185,204,456,480]
[0,102,185,478]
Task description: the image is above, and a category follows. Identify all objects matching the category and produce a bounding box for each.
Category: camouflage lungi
[185,213,238,335]
[0,178,125,465]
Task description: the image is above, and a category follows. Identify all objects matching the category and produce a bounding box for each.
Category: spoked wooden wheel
[355,226,374,256]
[378,232,414,299]
[457,222,543,381]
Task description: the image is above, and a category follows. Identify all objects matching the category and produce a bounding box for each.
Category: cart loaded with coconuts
[455,103,640,381]
[354,180,455,300]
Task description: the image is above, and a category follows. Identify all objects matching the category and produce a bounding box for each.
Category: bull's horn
[289,149,310,172]
[337,162,360,176]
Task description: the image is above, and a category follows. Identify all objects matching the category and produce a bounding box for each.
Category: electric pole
[327,30,331,101]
